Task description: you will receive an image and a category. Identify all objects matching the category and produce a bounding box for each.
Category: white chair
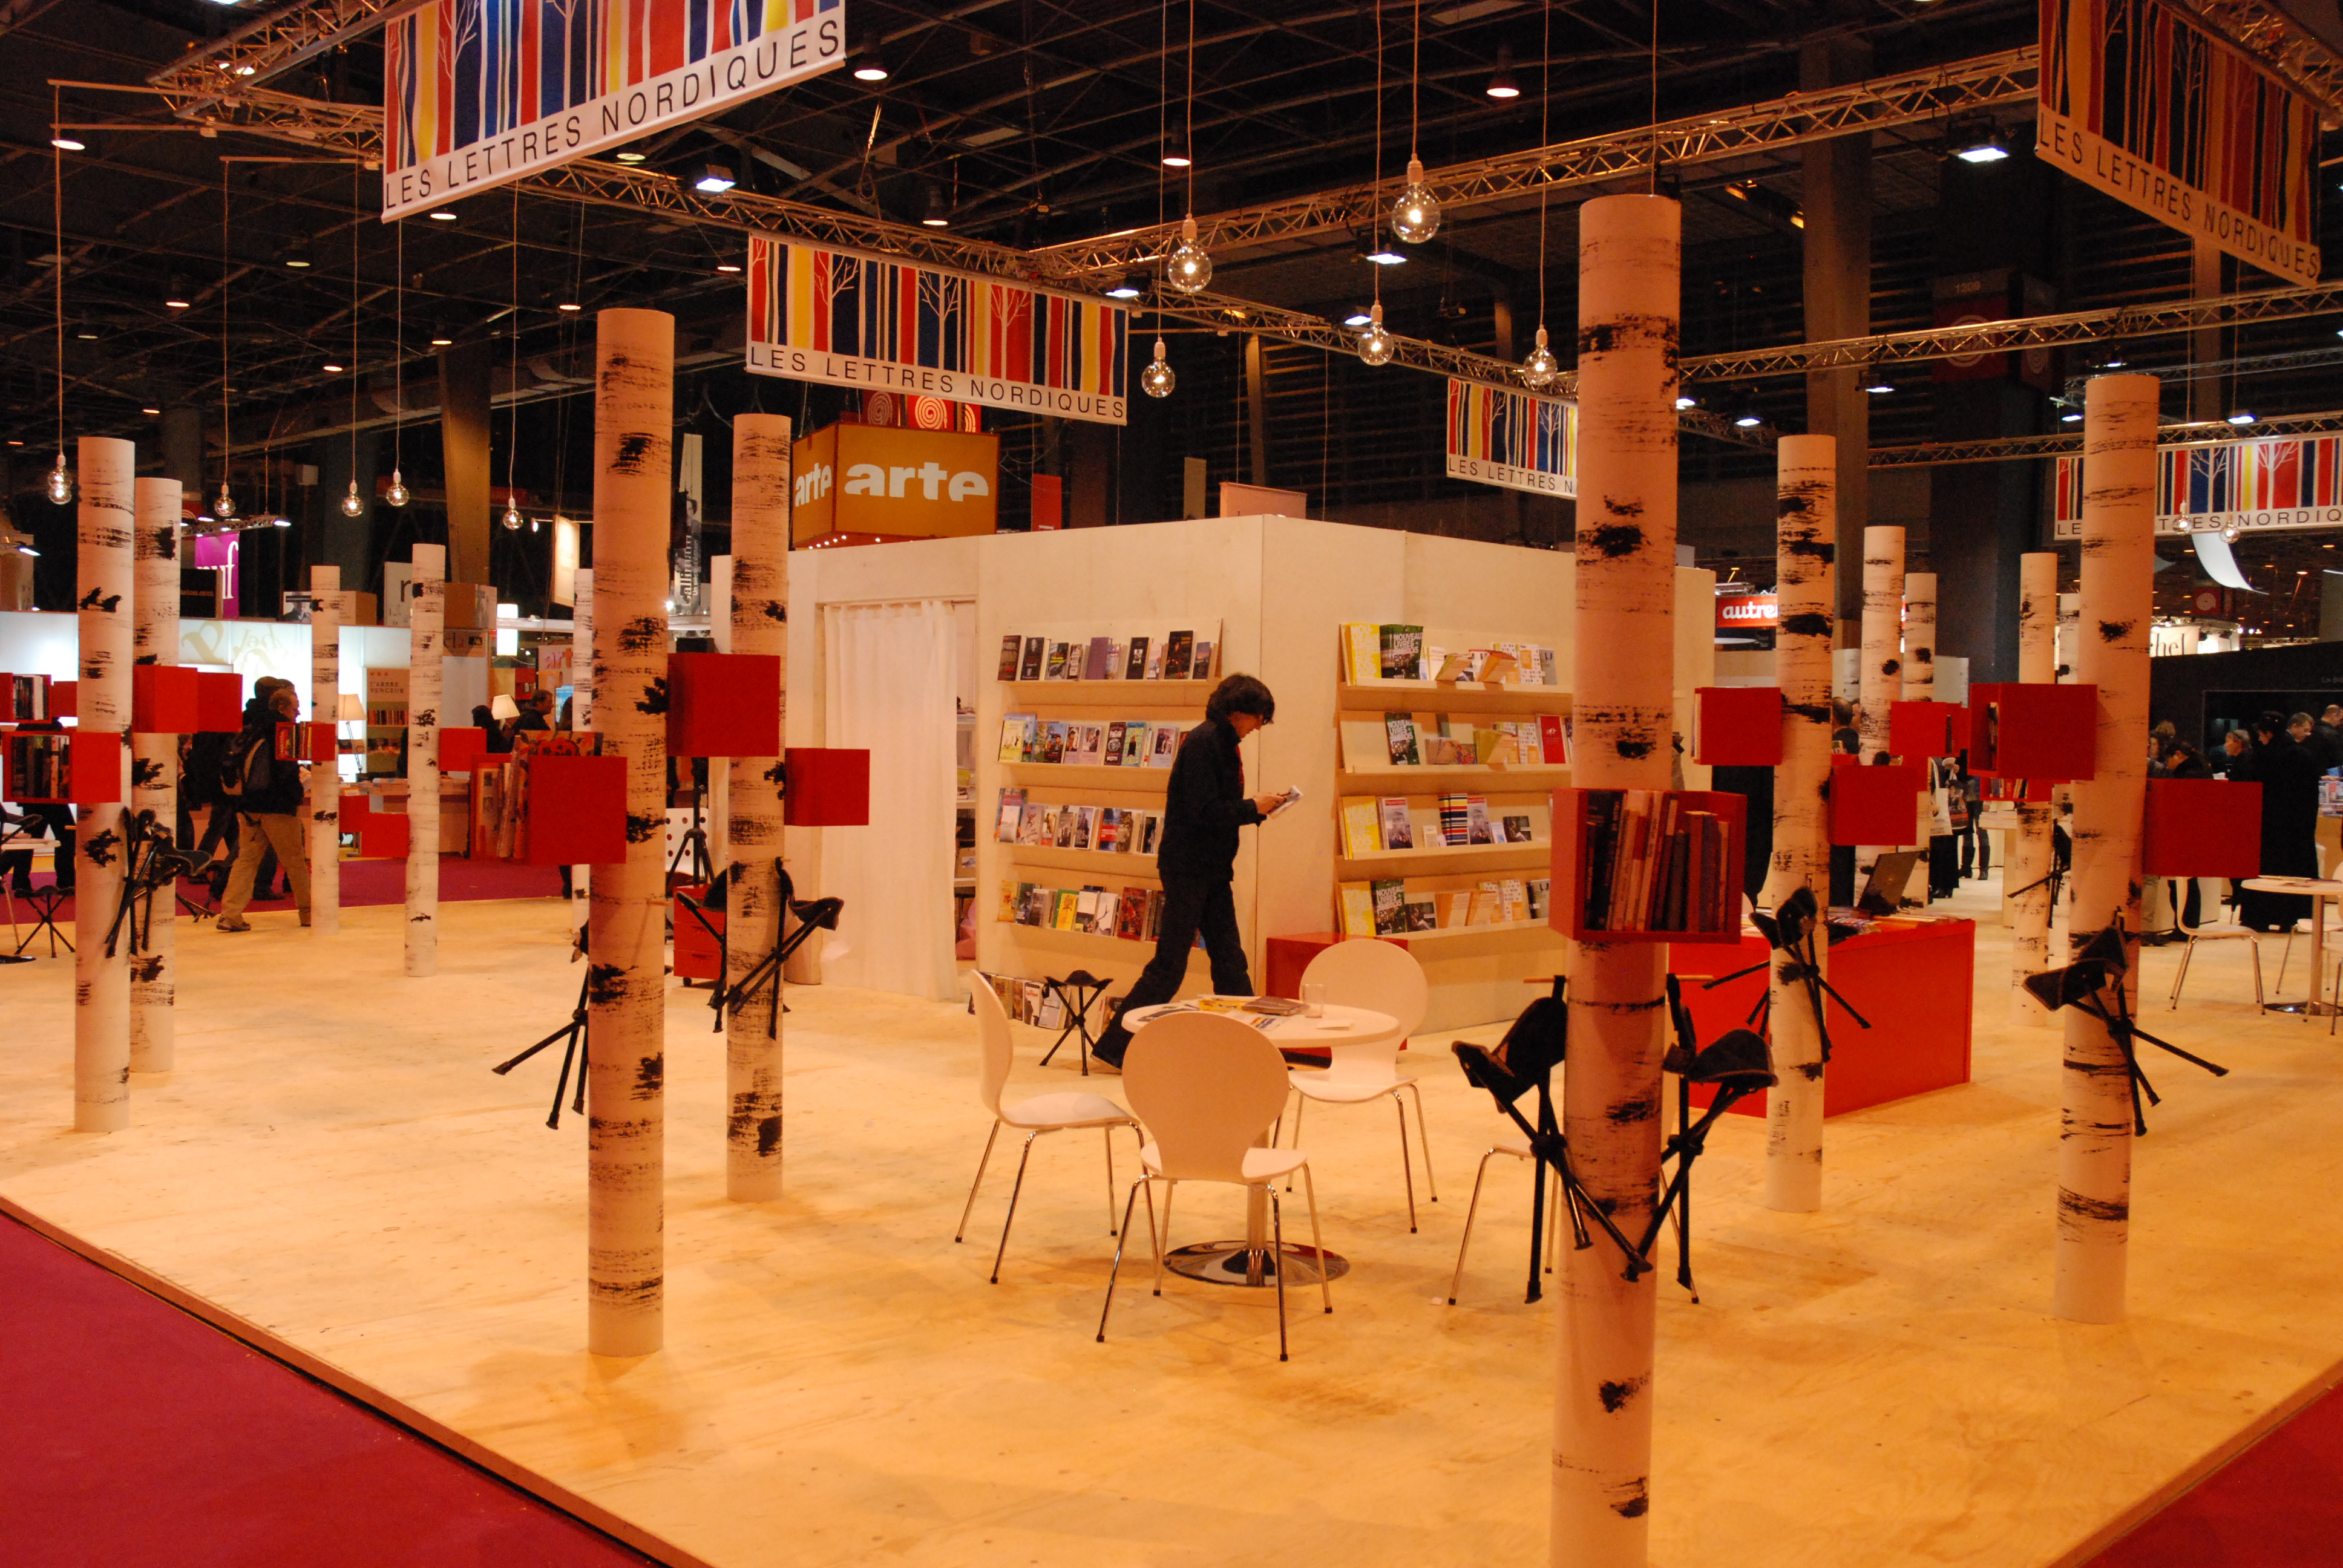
[2168,877,2265,1009]
[1282,938,1436,1230]
[957,978,1140,1284]
[2273,901,2343,993]
[1446,1138,1562,1305]
[1096,1011,1332,1362]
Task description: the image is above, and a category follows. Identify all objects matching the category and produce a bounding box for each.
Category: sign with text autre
[790,423,1000,545]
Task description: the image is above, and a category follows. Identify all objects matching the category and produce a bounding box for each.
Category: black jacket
[1155,718,1262,880]
[229,702,307,815]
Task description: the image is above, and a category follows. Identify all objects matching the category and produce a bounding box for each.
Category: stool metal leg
[1447,1148,1505,1304]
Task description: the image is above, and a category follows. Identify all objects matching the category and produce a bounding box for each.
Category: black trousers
[1958,819,1991,877]
[1096,871,1252,1060]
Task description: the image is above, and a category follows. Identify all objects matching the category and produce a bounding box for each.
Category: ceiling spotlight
[141,405,159,415]
[556,301,582,312]
[323,362,345,372]
[1674,393,1697,410]
[272,515,291,528]
[427,208,459,221]
[1734,409,1764,429]
[1864,381,1894,394]
[692,160,737,193]
[1161,134,1192,170]
[1364,249,1407,266]
[50,134,86,152]
[1344,310,1374,327]
[2227,410,2257,425]
[74,323,99,341]
[283,241,313,269]
[614,149,647,163]
[1486,44,1521,99]
[2062,410,2083,423]
[164,278,192,309]
[851,50,890,82]
[1105,278,1144,299]
[715,261,742,274]
[430,335,453,347]
[920,186,951,227]
[1951,123,2010,163]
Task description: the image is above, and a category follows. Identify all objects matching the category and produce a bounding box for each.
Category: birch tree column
[2054,373,2157,1325]
[129,476,180,1076]
[2009,551,2060,1024]
[1856,526,1906,881]
[309,565,342,939]
[570,566,594,939]
[726,414,790,1202]
[1904,571,1937,903]
[587,309,673,1356]
[74,436,135,1134]
[1761,436,1835,1214]
[1556,192,1679,1568]
[404,543,443,977]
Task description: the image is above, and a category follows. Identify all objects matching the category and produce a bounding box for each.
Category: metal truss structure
[2177,1,2343,122]
[1868,408,2343,468]
[1034,48,2039,275]
[147,0,435,107]
[2056,344,2343,403]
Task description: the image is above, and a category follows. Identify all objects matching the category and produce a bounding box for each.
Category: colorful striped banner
[1443,379,1577,498]
[382,0,845,220]
[2053,434,2343,537]
[744,237,1129,425]
[2039,0,2321,285]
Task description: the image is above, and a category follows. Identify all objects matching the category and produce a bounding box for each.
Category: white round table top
[1126,999,1398,1045]
[2242,876,2343,895]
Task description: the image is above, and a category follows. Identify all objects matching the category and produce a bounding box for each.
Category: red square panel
[784,748,871,826]
[1968,683,2098,780]
[2143,778,2263,878]
[1889,699,1965,759]
[1691,687,1781,766]
[1828,757,1926,846]
[132,666,202,734]
[48,681,76,720]
[439,726,487,774]
[68,730,125,806]
[667,653,781,758]
[672,886,726,980]
[526,753,628,865]
[195,671,243,733]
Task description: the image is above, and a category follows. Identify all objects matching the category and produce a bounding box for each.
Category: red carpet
[0,1212,657,1567]
[2085,1376,2343,1567]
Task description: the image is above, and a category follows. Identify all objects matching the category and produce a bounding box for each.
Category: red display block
[525,753,628,865]
[1548,786,1749,946]
[672,884,726,981]
[1690,686,1782,766]
[131,666,201,734]
[1889,699,1966,759]
[439,726,487,774]
[195,671,243,732]
[2143,777,2263,878]
[1828,757,1927,846]
[1967,682,2099,780]
[49,681,75,719]
[784,748,871,826]
[68,730,124,805]
[666,653,782,758]
[340,793,410,860]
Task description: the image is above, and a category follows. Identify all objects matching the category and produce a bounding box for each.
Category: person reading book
[1095,674,1286,1068]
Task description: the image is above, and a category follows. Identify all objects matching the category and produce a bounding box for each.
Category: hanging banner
[2054,433,2343,538]
[2037,0,2321,286]
[381,0,845,221]
[1443,379,1577,498]
[745,238,1129,425]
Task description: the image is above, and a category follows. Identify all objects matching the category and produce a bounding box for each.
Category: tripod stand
[666,777,715,889]
[709,860,843,1038]
[493,972,591,1129]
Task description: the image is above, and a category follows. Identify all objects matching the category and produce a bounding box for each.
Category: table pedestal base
[2263,999,2343,1017]
[1162,1240,1349,1289]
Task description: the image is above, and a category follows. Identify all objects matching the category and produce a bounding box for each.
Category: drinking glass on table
[1301,982,1326,1018]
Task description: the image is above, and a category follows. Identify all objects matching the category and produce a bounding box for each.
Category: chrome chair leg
[1447,1148,1503,1304]
[1403,1080,1438,1202]
[1153,1181,1176,1296]
[955,1123,1000,1243]
[1270,1188,1289,1362]
[1096,1178,1146,1344]
[1394,1095,1418,1233]
[1103,1126,1117,1234]
[1300,1162,1332,1315]
[2254,936,2267,1008]
[2276,929,2295,994]
[989,1131,1040,1284]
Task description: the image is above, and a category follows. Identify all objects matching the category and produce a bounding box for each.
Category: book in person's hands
[1262,785,1303,820]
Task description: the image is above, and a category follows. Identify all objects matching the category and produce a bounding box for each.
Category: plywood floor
[2,880,2339,1568]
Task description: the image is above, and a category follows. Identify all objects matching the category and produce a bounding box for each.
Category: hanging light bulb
[1141,338,1176,398]
[502,505,524,531]
[1390,157,1441,244]
[1357,302,1395,367]
[213,481,237,520]
[46,452,73,505]
[1521,325,1559,389]
[1164,215,1212,295]
[384,468,410,508]
[339,479,365,518]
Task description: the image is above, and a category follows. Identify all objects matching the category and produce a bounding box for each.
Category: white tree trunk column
[2010,551,2060,1024]
[1761,435,1835,1214]
[1856,526,1906,881]
[309,565,342,939]
[129,477,180,1076]
[1904,572,1937,904]
[2054,373,2157,1325]
[570,566,595,938]
[74,436,135,1133]
[587,309,673,1357]
[726,414,790,1201]
[1555,192,1678,1567]
[404,544,443,977]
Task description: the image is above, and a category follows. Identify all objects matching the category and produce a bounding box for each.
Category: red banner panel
[1690,686,1782,767]
[666,653,782,759]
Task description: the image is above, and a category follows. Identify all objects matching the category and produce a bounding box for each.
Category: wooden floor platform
[1,882,2339,1568]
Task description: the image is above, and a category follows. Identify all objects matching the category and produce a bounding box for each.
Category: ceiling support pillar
[439,339,494,589]
[1799,34,1873,643]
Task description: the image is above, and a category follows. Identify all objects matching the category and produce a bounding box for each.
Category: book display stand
[1550,787,1748,946]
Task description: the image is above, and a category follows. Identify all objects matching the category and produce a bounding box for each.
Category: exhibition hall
[7,0,2343,1564]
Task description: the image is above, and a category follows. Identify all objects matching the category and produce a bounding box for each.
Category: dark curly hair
[1205,673,1276,725]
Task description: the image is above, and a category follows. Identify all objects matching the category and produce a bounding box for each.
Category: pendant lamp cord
[51,88,64,468]
[350,162,361,488]
[1371,0,1383,309]
[1535,0,1550,334]
[1409,0,1420,163]
[393,211,404,476]
[1182,0,1196,217]
[221,162,232,503]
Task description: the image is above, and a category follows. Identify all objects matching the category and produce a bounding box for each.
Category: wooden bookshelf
[1336,841,1548,877]
[1388,917,1556,944]
[1337,681,1572,716]
[1003,762,1173,791]
[1339,763,1572,795]
[1004,845,1161,879]
[1004,679,1214,706]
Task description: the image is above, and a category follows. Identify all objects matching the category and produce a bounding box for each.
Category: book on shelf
[1149,725,1179,766]
[1378,625,1426,681]
[1143,639,1164,680]
[1383,713,1420,766]
[1018,637,1044,681]
[1401,890,1437,932]
[1135,811,1162,856]
[997,635,1023,681]
[1527,877,1551,923]
[1337,880,1377,938]
[1501,813,1534,844]
[1192,639,1215,681]
[1161,630,1195,681]
[1068,723,1103,766]
[1439,792,1469,845]
[1095,806,1119,852]
[1115,886,1147,940]
[1044,642,1069,680]
[1339,797,1381,860]
[1539,713,1570,764]
[1083,637,1116,681]
[1575,789,1735,936]
[1370,877,1406,936]
[995,788,1026,842]
[1466,795,1495,844]
[1069,805,1095,851]
[1103,720,1127,767]
[1341,624,1381,685]
[998,714,1035,762]
[1378,796,1415,850]
[1122,638,1149,680]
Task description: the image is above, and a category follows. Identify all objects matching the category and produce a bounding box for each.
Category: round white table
[1123,999,1398,1289]
[2241,877,2343,1016]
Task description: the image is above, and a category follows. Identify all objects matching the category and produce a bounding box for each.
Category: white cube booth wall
[782,515,1715,1032]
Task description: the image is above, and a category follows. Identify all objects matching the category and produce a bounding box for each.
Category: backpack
[220,728,274,802]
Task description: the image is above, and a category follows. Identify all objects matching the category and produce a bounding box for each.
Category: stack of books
[5,674,51,722]
[4,731,68,800]
[1573,789,1732,935]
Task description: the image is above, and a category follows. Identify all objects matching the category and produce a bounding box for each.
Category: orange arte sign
[790,422,1000,546]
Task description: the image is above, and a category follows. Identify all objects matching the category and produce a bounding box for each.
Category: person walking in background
[1954,756,1990,882]
[215,679,313,932]
[2233,710,2321,933]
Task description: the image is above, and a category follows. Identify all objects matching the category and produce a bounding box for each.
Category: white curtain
[820,599,960,1001]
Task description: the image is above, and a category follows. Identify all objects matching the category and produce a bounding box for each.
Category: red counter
[1679,915,1973,1117]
